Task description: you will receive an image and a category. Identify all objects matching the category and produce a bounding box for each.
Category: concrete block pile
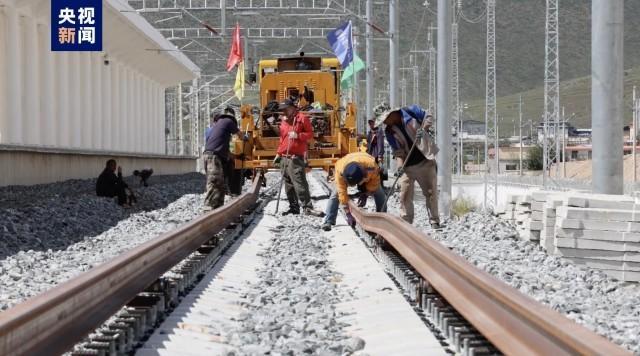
[497,190,640,282]
[540,195,565,252]
[522,191,552,242]
[497,194,533,240]
[554,194,640,282]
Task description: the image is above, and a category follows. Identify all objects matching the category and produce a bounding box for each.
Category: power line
[457,0,487,23]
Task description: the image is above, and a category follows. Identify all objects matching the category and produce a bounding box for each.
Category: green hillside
[465,67,640,137]
[137,1,640,119]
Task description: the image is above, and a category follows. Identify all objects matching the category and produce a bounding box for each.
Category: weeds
[451,196,477,218]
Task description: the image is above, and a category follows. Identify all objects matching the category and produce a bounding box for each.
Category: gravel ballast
[0,173,206,310]
[220,211,360,355]
[400,200,640,354]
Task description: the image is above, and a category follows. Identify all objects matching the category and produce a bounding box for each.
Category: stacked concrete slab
[554,194,640,281]
[498,189,640,282]
[497,194,534,240]
[521,191,556,242]
[540,195,566,252]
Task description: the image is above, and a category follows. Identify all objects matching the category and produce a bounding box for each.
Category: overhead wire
[458,0,487,24]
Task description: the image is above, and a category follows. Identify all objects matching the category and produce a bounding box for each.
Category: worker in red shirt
[273,99,324,217]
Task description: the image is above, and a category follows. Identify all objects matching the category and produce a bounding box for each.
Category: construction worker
[366,118,385,162]
[203,111,247,211]
[376,105,441,228]
[273,99,324,217]
[321,152,386,231]
[96,159,136,207]
[357,116,387,207]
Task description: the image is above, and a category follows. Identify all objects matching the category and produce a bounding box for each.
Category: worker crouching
[321,152,387,231]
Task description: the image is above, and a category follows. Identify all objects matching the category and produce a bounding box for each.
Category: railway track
[0,173,267,356]
[0,172,631,355]
[348,200,630,355]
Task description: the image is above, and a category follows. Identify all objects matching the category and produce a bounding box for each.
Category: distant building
[536,122,575,144]
[462,120,486,135]
[460,119,486,142]
[488,145,535,173]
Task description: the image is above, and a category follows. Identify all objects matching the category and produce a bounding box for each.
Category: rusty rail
[0,173,264,356]
[349,201,630,356]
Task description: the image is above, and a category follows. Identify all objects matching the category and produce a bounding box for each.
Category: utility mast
[427,26,436,114]
[483,0,497,210]
[412,52,419,105]
[543,0,560,188]
[452,11,460,175]
[389,0,400,107]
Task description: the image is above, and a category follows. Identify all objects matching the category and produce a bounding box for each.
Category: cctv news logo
[51,0,102,51]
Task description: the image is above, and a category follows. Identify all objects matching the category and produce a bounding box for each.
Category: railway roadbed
[138,194,447,355]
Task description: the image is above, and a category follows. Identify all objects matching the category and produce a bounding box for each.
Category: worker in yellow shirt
[321,152,387,231]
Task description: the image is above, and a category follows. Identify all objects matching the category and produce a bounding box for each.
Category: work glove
[273,155,281,167]
[345,211,356,227]
[415,128,425,140]
[357,193,368,208]
[394,167,404,177]
[288,131,298,139]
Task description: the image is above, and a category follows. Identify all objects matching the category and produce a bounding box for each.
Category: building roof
[1,0,201,86]
[105,0,200,86]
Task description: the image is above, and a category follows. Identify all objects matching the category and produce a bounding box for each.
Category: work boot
[304,207,325,217]
[321,222,332,231]
[282,208,300,216]
[202,205,213,213]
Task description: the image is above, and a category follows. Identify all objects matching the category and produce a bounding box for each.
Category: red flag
[226,24,242,72]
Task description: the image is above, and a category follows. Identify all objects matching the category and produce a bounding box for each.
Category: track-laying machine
[227,55,360,193]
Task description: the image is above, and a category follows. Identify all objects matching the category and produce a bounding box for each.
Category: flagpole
[352,24,359,135]
[351,63,356,135]
[241,34,247,106]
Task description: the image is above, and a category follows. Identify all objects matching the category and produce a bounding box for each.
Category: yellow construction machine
[227,55,359,193]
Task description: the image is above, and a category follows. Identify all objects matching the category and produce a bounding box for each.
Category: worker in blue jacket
[376,105,440,228]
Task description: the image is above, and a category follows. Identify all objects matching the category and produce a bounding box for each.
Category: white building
[0,0,200,185]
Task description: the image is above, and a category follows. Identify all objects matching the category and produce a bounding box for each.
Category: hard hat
[342,162,365,186]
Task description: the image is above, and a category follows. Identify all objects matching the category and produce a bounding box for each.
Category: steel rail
[0,173,264,356]
[348,201,630,356]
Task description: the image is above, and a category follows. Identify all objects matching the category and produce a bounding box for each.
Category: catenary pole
[437,0,452,216]
[592,0,624,194]
[220,0,226,38]
[519,95,523,176]
[633,86,637,185]
[562,106,566,178]
[365,0,374,122]
[178,83,184,155]
[389,0,399,108]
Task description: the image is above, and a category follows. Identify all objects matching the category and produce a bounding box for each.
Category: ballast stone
[408,209,640,354]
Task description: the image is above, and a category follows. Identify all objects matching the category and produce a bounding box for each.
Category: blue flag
[326,21,353,69]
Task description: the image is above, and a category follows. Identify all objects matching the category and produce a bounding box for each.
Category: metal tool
[381,120,428,211]
[240,123,249,185]
[274,137,292,214]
